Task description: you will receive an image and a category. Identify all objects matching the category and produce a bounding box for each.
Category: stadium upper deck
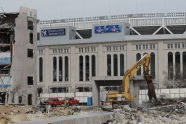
[40,12,186,35]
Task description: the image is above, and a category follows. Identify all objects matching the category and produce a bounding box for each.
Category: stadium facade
[37,12,186,104]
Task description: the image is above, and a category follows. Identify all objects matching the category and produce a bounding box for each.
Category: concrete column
[154,50,158,82]
[92,82,100,106]
[140,52,143,76]
[118,53,120,76]
[157,41,166,87]
[56,56,59,82]
[180,52,183,79]
[131,80,141,105]
[83,55,86,81]
[173,52,175,80]
[124,53,127,72]
[44,48,51,86]
[89,55,92,81]
[63,56,65,82]
[70,47,79,84]
[111,54,113,76]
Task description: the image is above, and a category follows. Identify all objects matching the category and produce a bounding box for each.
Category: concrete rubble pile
[48,106,81,116]
[0,105,81,124]
[109,100,186,124]
[0,105,46,124]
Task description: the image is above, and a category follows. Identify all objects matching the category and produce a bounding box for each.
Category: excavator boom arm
[122,53,157,102]
[123,53,150,93]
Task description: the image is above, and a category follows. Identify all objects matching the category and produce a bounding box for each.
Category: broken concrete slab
[16,112,114,124]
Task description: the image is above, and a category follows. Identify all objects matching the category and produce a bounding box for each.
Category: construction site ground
[1,98,186,124]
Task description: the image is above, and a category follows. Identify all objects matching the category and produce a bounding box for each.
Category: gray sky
[1,0,186,20]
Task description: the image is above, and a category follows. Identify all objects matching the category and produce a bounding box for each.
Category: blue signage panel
[94,25,122,34]
[0,57,10,64]
[105,25,122,33]
[94,26,105,34]
[41,28,66,37]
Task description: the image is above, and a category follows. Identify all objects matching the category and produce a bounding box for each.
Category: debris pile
[49,106,81,116]
[0,105,81,124]
[0,105,37,115]
[109,100,186,124]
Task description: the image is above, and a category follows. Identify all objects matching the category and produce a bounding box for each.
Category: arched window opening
[175,52,181,80]
[65,56,69,81]
[39,57,43,82]
[53,57,57,81]
[113,54,118,76]
[107,54,111,76]
[183,52,186,80]
[120,54,124,76]
[136,53,141,75]
[92,55,96,77]
[79,56,83,81]
[85,55,89,81]
[168,52,173,80]
[59,57,63,81]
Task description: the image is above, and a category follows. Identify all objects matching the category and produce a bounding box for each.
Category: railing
[40,12,186,25]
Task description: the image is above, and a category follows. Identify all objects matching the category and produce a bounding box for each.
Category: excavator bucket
[146,78,157,102]
[145,75,161,105]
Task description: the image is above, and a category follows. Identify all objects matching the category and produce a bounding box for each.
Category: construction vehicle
[106,53,158,107]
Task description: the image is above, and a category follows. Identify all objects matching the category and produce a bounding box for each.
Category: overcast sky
[1,0,186,20]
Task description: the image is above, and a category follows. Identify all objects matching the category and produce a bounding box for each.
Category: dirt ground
[1,98,186,124]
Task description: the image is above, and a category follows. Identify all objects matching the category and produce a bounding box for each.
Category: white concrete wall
[139,88,186,104]
[40,92,92,103]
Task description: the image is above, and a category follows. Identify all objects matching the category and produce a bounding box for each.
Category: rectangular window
[136,45,138,50]
[182,43,184,48]
[143,45,145,49]
[167,44,170,49]
[28,20,34,30]
[178,43,180,48]
[139,45,141,50]
[27,49,33,57]
[146,44,148,49]
[27,76,33,85]
[171,44,173,48]
[29,33,33,44]
[150,44,152,49]
[37,33,40,41]
[175,43,177,48]
[18,96,22,104]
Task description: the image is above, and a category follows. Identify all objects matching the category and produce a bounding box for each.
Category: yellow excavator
[106,53,159,107]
